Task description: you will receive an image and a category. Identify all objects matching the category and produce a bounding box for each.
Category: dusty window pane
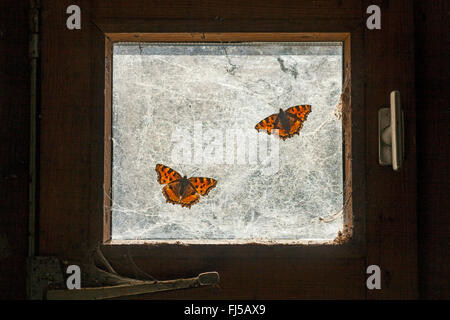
[111,42,343,241]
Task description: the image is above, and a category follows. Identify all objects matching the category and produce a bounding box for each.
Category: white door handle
[378,91,404,171]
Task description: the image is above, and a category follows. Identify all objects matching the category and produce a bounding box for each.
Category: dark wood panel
[364,0,418,299]
[40,0,100,258]
[101,242,364,260]
[414,0,450,299]
[0,0,447,301]
[39,0,369,300]
[91,0,362,20]
[102,243,366,299]
[109,257,367,299]
[0,0,30,299]
[38,0,422,300]
[95,18,361,34]
[39,0,364,256]
[89,12,109,248]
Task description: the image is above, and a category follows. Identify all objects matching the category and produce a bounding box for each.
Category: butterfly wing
[276,127,291,140]
[281,105,312,139]
[285,105,311,122]
[179,183,201,208]
[188,177,218,196]
[255,113,282,135]
[162,181,182,205]
[155,164,182,184]
[278,114,307,140]
[162,180,200,208]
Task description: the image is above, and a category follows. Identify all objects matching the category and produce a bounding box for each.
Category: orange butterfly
[255,105,311,140]
[155,164,218,209]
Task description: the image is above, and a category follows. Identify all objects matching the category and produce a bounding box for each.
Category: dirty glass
[111,42,343,241]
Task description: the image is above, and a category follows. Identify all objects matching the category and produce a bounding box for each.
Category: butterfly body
[275,108,297,133]
[255,105,311,140]
[175,176,191,198]
[156,164,217,209]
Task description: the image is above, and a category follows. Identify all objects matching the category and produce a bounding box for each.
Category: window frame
[103,32,355,245]
[39,0,417,299]
[97,31,367,299]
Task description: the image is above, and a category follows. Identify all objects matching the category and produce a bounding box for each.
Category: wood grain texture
[364,0,418,299]
[101,243,366,299]
[38,0,420,299]
[0,0,30,299]
[0,0,418,300]
[40,0,91,258]
[92,0,362,20]
[103,37,113,243]
[89,12,108,248]
[106,32,351,42]
[345,24,367,249]
[39,0,368,299]
[414,0,450,299]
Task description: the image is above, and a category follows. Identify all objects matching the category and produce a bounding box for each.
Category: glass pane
[111,42,343,241]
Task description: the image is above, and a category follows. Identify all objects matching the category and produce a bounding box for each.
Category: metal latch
[378,91,405,171]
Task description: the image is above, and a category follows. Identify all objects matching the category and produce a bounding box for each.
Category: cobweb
[111,42,343,241]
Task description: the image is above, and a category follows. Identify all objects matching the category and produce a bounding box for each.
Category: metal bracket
[378,91,405,171]
[27,255,220,300]
[46,271,220,300]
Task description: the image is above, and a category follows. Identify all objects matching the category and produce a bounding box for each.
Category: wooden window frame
[103,32,356,246]
[39,1,417,299]
[99,31,366,299]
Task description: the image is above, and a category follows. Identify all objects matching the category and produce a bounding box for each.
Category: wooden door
[39,0,417,299]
